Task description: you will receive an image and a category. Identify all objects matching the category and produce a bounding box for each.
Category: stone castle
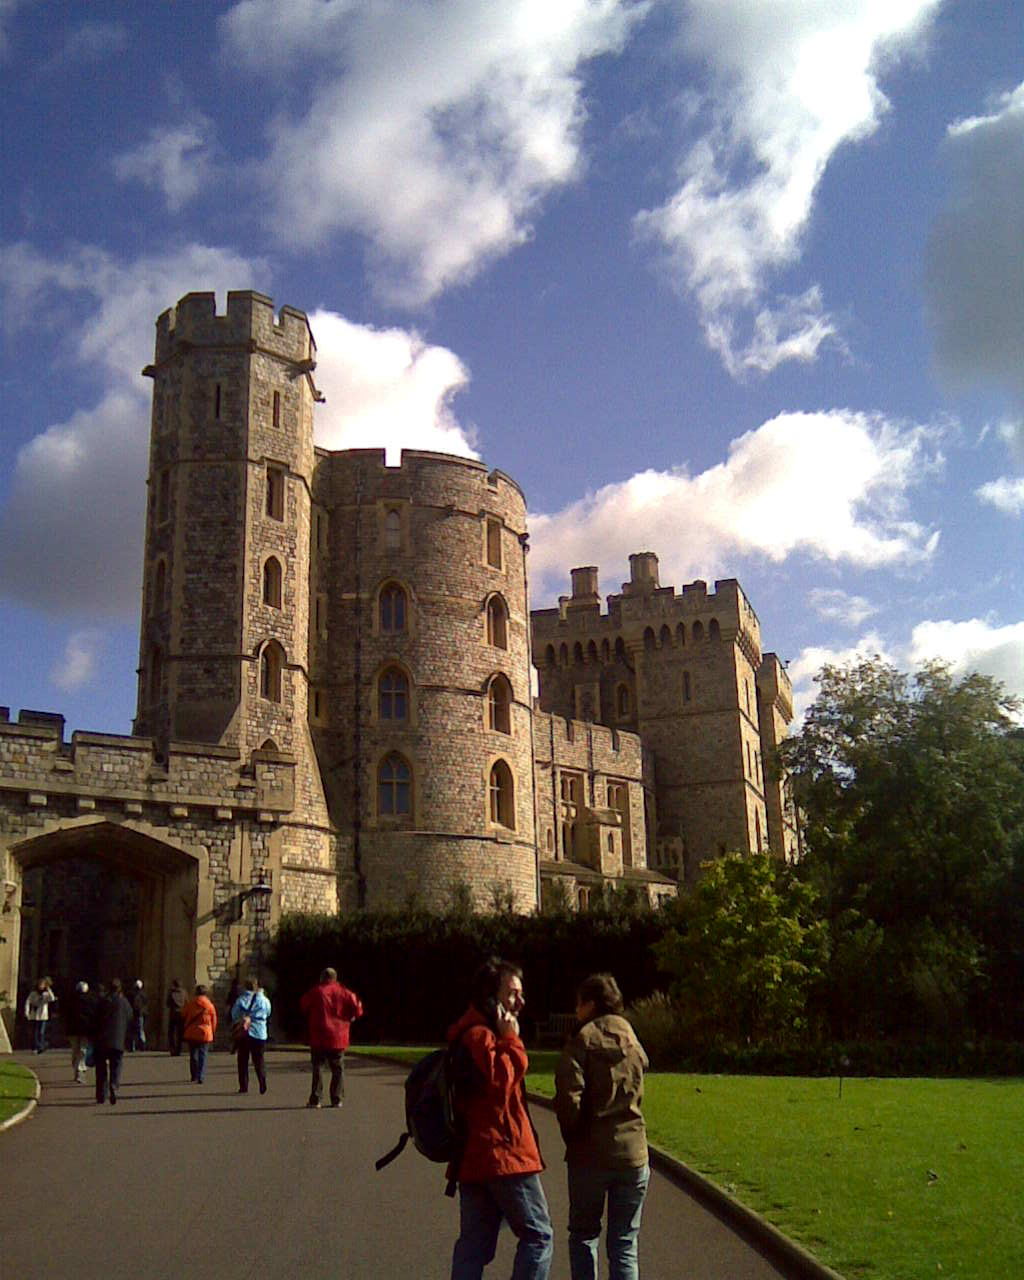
[0,291,796,1032]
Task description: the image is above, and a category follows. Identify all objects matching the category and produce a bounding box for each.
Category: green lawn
[0,1060,37,1127]
[352,1048,1023,1280]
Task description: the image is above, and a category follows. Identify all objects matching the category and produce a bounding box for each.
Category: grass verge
[353,1048,1023,1280]
[0,1060,37,1127]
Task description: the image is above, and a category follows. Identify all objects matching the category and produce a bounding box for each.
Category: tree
[780,658,1024,1035]
[653,854,826,1043]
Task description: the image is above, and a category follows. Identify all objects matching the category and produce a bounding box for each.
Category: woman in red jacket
[447,957,553,1280]
[181,984,217,1084]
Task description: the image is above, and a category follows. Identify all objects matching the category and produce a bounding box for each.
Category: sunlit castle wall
[309,449,538,912]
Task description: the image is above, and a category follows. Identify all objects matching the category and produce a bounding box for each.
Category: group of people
[446,959,648,1280]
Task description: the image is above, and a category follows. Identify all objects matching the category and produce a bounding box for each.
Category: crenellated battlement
[151,290,315,368]
[312,447,527,517]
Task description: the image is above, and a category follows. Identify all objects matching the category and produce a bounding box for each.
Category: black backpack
[375,1038,477,1196]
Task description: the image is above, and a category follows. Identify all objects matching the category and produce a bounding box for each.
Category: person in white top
[24,977,57,1054]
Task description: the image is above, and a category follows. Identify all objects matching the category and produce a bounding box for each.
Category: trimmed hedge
[268,908,666,1043]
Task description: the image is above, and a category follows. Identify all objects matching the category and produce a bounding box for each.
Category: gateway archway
[7,820,198,1049]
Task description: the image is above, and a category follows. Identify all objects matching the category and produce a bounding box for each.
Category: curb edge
[0,1069,40,1134]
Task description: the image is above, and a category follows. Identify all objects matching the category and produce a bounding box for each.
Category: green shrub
[626,991,689,1068]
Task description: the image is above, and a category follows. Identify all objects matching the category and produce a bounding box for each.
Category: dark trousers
[168,1012,184,1056]
[237,1036,267,1092]
[310,1049,345,1105]
[95,1049,124,1102]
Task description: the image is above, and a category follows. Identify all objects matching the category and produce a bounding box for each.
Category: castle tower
[532,556,779,879]
[135,291,318,759]
[308,450,537,911]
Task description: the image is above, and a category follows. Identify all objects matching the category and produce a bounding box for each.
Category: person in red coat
[447,957,553,1280]
[299,967,363,1108]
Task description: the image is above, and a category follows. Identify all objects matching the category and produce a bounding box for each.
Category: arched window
[488,675,512,734]
[486,596,508,649]
[660,624,671,647]
[384,509,401,550]
[614,636,626,661]
[587,640,598,663]
[600,639,610,662]
[379,667,408,721]
[153,560,166,613]
[709,618,721,641]
[545,644,556,666]
[643,627,655,651]
[148,644,163,704]
[380,583,407,633]
[266,466,284,520]
[676,622,685,646]
[378,754,411,816]
[489,760,515,828]
[260,738,278,753]
[607,833,615,853]
[573,642,584,665]
[617,684,630,718]
[260,642,284,702]
[559,643,569,666]
[578,887,590,910]
[263,556,282,608]
[692,620,704,642]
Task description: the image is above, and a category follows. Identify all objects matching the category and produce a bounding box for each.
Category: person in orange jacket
[447,957,553,1279]
[181,984,218,1084]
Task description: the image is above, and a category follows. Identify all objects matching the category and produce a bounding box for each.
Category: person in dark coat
[92,979,134,1105]
[68,981,96,1083]
[166,978,186,1056]
[128,979,148,1052]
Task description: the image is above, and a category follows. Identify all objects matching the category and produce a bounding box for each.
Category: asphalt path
[2,1048,791,1279]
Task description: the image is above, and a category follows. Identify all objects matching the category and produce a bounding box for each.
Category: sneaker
[306,1100,321,1109]
[109,1095,117,1105]
[238,1087,248,1094]
[330,1101,342,1109]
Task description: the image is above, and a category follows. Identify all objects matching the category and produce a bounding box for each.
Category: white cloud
[636,0,940,375]
[926,83,1024,391]
[51,630,105,692]
[976,475,1024,517]
[220,0,647,305]
[807,588,878,627]
[0,0,24,59]
[310,311,476,461]
[910,617,1024,715]
[528,409,941,603]
[44,19,128,69]
[0,242,267,617]
[113,120,212,212]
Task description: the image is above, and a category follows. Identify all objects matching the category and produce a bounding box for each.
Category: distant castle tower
[532,555,798,879]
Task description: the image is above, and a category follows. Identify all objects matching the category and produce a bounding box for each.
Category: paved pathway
[2,1048,792,1279]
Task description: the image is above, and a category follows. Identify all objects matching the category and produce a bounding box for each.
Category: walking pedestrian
[93,979,134,1105]
[128,979,148,1052]
[182,984,217,1084]
[448,956,553,1280]
[232,977,271,1095]
[68,980,96,1083]
[24,977,57,1054]
[299,967,362,1109]
[166,978,186,1055]
[554,974,650,1280]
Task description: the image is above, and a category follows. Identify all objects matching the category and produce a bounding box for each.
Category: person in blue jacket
[232,977,272,1095]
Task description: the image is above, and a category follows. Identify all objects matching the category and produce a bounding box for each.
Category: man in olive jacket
[554,973,650,1280]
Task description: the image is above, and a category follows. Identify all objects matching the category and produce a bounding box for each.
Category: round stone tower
[309,449,537,911]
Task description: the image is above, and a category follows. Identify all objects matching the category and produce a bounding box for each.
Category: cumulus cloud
[0,242,267,617]
[113,119,213,211]
[635,0,940,375]
[220,0,647,305]
[528,409,941,603]
[976,475,1024,517]
[51,629,105,693]
[910,617,1024,715]
[806,588,878,627]
[310,310,476,461]
[0,0,24,59]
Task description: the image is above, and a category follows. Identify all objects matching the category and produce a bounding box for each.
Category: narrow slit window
[272,390,281,428]
[263,557,282,608]
[266,467,285,521]
[486,518,502,569]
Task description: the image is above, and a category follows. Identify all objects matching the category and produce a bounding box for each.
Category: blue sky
[1,0,1022,734]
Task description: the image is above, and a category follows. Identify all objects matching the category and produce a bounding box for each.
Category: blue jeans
[567,1164,649,1280]
[31,1021,48,1052]
[188,1042,208,1082]
[452,1173,553,1280]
